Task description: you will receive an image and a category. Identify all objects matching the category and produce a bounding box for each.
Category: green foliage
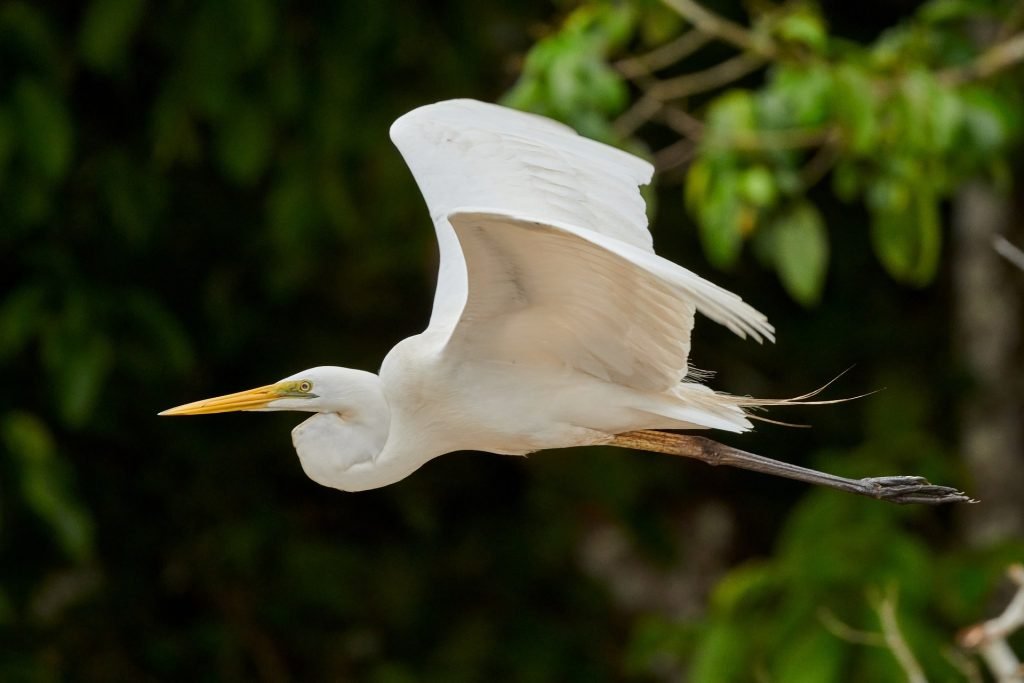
[2,412,94,562]
[3,0,1022,680]
[766,200,828,306]
[622,378,1024,680]
[503,2,635,140]
[511,0,1023,304]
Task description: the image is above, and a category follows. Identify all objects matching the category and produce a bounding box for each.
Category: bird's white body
[164,99,779,492]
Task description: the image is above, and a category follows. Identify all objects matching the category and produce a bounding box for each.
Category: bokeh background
[2,0,1023,681]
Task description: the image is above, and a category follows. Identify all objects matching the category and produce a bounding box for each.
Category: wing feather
[389,100,774,393]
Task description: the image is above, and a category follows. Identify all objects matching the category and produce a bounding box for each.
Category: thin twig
[613,94,664,138]
[958,565,1024,683]
[659,0,777,57]
[615,30,712,78]
[653,137,698,172]
[941,32,1024,85]
[944,646,986,683]
[993,235,1024,271]
[651,52,767,100]
[658,105,706,139]
[818,608,887,646]
[798,131,841,188]
[997,0,1024,41]
[874,587,929,683]
[733,126,834,152]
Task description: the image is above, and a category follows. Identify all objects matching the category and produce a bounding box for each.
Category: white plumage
[162,99,781,492]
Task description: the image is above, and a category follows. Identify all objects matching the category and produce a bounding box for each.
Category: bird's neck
[290,374,439,492]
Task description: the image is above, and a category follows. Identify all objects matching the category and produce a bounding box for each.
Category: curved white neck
[289,376,435,492]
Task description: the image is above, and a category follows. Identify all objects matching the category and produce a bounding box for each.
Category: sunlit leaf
[960,87,1018,154]
[697,166,744,269]
[771,201,828,306]
[832,64,877,154]
[739,165,777,208]
[775,7,828,52]
[705,90,756,149]
[759,64,831,128]
[690,621,748,683]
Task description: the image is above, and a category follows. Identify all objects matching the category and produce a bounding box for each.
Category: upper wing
[390,99,655,251]
[445,210,773,392]
[390,99,773,390]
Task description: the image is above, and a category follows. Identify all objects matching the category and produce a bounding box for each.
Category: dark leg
[610,430,975,505]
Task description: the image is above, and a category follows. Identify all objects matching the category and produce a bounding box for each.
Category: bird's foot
[860,476,977,505]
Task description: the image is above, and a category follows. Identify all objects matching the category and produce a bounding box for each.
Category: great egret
[162,99,969,505]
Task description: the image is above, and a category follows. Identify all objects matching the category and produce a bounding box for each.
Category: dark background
[2,1,1021,680]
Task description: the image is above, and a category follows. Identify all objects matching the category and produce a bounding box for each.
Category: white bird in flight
[162,99,969,505]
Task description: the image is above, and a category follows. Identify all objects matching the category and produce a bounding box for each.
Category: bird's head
[160,366,383,416]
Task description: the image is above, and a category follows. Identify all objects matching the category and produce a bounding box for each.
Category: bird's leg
[610,430,975,505]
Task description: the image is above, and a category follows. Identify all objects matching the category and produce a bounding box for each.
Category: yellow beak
[159,384,280,416]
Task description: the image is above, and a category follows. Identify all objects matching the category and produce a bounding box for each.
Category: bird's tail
[641,369,866,434]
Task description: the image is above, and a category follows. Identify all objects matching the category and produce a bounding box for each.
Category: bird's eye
[298,381,313,393]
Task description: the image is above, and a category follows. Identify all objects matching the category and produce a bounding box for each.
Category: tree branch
[659,0,777,57]
[958,564,1024,683]
[941,32,1024,85]
[874,588,929,683]
[993,235,1024,271]
[615,30,712,78]
[610,431,974,505]
[651,51,767,100]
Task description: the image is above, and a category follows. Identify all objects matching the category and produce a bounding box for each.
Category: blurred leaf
[919,0,993,23]
[2,412,94,562]
[227,0,275,63]
[0,2,62,78]
[711,560,779,614]
[759,64,832,128]
[216,101,273,185]
[57,336,114,428]
[775,6,828,52]
[832,160,863,201]
[898,70,962,155]
[99,151,166,245]
[696,165,744,269]
[0,587,13,625]
[771,627,844,683]
[705,90,756,148]
[739,165,777,208]
[78,0,146,72]
[832,64,877,154]
[0,285,46,361]
[12,78,73,181]
[869,177,941,285]
[690,621,748,683]
[0,106,14,180]
[684,157,711,215]
[40,298,114,428]
[771,200,829,306]
[960,87,1018,154]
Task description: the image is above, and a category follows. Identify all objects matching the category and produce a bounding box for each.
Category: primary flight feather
[161,99,784,492]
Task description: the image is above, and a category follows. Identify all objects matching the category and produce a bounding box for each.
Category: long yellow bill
[159,385,279,416]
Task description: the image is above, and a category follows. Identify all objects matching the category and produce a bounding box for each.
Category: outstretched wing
[390,100,773,391]
[390,99,654,251]
[447,210,772,391]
